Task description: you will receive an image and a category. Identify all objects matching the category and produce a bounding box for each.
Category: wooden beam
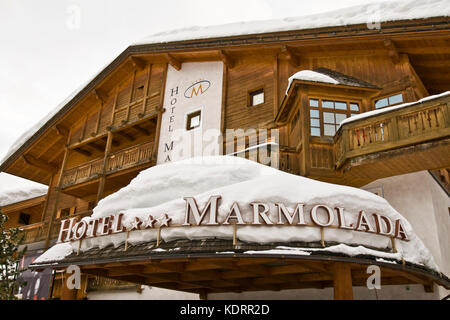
[332,262,353,300]
[89,142,105,152]
[384,39,401,64]
[218,50,234,68]
[55,124,69,137]
[22,155,58,173]
[92,89,108,104]
[279,45,301,67]
[102,136,120,147]
[129,56,146,70]
[117,130,135,141]
[165,53,182,71]
[73,148,92,157]
[132,124,150,136]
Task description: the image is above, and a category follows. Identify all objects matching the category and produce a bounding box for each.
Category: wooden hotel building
[1,1,450,300]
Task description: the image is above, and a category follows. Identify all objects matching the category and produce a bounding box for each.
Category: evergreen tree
[0,208,27,299]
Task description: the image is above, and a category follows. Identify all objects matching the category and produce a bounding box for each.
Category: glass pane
[323,100,334,109]
[351,113,358,117]
[323,112,335,124]
[252,92,264,106]
[310,109,319,118]
[190,115,200,128]
[375,98,388,109]
[388,93,403,105]
[335,113,347,124]
[350,103,359,111]
[310,127,321,136]
[310,118,320,127]
[324,124,336,136]
[335,101,347,110]
[309,99,319,107]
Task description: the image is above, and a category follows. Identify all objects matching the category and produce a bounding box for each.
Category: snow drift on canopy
[35,157,439,273]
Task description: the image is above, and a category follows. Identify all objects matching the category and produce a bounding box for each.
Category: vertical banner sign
[158,62,224,163]
[16,253,52,300]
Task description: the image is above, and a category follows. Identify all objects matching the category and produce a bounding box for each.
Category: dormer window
[309,98,360,137]
[375,93,403,109]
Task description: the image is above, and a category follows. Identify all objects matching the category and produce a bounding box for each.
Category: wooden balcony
[278,95,450,187]
[20,210,92,244]
[334,101,449,168]
[61,141,154,189]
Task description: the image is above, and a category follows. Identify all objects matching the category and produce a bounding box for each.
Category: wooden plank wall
[68,64,165,147]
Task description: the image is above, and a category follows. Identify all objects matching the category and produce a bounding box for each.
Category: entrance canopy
[30,156,450,297]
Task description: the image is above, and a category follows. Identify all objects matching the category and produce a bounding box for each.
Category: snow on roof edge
[0,186,48,207]
[338,91,450,129]
[134,0,450,46]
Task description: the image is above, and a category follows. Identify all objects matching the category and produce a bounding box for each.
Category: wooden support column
[152,111,163,162]
[299,91,310,176]
[220,62,228,137]
[273,55,279,116]
[44,141,70,249]
[96,130,113,204]
[332,262,354,300]
[140,64,152,117]
[40,175,54,222]
[60,272,78,300]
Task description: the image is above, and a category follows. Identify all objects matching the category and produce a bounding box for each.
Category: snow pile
[0,186,48,207]
[135,0,450,45]
[286,70,339,93]
[34,243,73,264]
[338,91,450,129]
[36,156,439,272]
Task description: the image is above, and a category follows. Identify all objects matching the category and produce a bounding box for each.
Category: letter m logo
[164,141,174,152]
[190,84,204,98]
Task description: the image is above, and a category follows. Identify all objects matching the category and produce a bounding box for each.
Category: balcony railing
[334,101,449,169]
[20,210,92,244]
[106,141,154,173]
[61,158,103,187]
[61,141,154,188]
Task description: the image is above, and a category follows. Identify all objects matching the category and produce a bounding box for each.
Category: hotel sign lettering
[57,195,409,243]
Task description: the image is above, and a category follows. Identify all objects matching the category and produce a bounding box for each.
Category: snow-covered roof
[35,156,440,273]
[0,186,48,207]
[285,68,379,94]
[135,0,450,45]
[338,91,450,129]
[1,0,448,172]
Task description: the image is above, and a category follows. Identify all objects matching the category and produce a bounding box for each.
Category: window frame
[185,109,202,131]
[308,97,361,137]
[374,92,404,110]
[248,87,265,107]
[18,212,31,225]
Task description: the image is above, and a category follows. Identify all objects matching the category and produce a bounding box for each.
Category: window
[186,110,201,131]
[375,93,403,109]
[18,213,31,225]
[309,98,360,137]
[249,89,264,107]
[59,208,71,219]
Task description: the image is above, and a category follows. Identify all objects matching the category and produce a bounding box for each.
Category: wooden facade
[1,15,450,299]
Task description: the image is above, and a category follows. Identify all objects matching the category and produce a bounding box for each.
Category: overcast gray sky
[0,0,402,192]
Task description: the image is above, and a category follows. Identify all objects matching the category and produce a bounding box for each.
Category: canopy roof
[30,157,449,292]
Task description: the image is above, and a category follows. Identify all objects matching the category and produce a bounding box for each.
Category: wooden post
[44,143,70,249]
[40,175,53,222]
[96,130,113,204]
[60,272,78,300]
[332,262,354,300]
[300,91,310,176]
